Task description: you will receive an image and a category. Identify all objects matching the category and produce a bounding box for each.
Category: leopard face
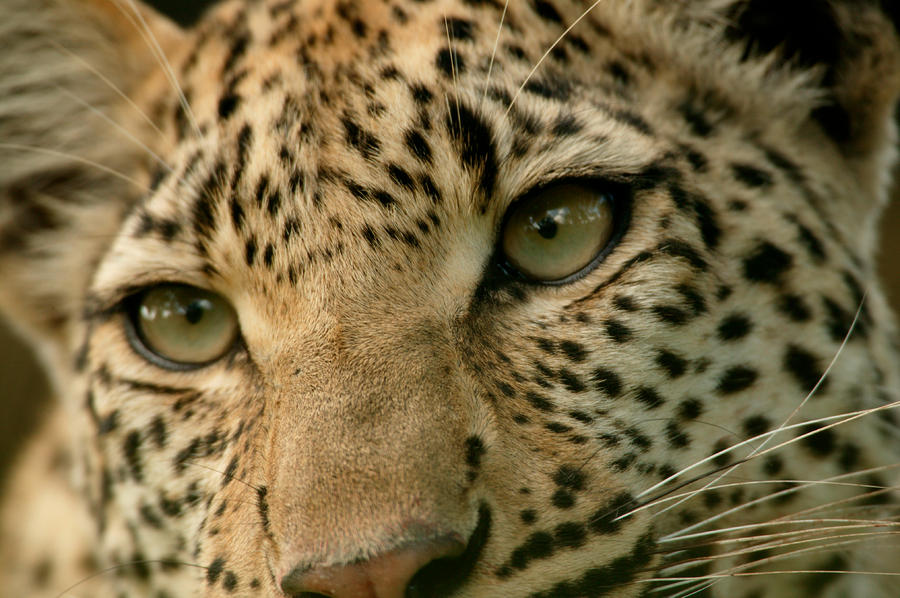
[1,1,899,597]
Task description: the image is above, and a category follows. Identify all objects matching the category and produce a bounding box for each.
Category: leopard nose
[280,536,466,598]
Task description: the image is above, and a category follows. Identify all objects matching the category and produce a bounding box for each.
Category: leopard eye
[501,181,622,282]
[127,284,238,367]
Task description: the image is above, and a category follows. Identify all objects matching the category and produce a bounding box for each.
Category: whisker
[48,40,165,138]
[660,480,899,545]
[625,400,900,521]
[179,460,263,494]
[647,296,865,521]
[479,0,510,109]
[504,0,605,116]
[113,0,202,139]
[0,143,149,190]
[637,472,897,520]
[443,15,463,135]
[55,559,207,598]
[54,85,172,171]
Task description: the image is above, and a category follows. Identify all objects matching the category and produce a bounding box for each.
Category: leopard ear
[724,0,900,154]
[0,0,185,363]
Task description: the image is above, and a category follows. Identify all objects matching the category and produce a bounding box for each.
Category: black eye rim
[496,177,632,286]
[121,284,244,372]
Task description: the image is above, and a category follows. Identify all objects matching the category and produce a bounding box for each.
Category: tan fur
[1,1,899,596]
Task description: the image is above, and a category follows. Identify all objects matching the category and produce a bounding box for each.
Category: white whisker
[646,295,865,522]
[48,40,165,138]
[480,0,510,109]
[0,143,148,190]
[504,0,605,116]
[115,0,202,138]
[54,86,172,171]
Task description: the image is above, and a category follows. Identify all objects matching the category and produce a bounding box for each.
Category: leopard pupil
[185,301,205,325]
[537,217,557,239]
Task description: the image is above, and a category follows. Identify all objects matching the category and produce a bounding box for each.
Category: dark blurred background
[1,2,899,481]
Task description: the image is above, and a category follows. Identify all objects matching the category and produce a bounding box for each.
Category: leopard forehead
[101,0,831,312]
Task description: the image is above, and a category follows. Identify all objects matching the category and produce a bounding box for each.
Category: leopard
[1,0,899,596]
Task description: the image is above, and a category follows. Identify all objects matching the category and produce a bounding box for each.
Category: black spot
[559,341,587,363]
[568,410,593,424]
[192,171,221,239]
[717,366,758,394]
[244,238,257,266]
[743,241,793,283]
[526,391,554,412]
[784,345,826,393]
[588,492,634,535]
[678,100,714,136]
[678,398,703,420]
[763,455,783,476]
[635,386,664,409]
[207,557,225,584]
[604,318,633,343]
[731,163,773,188]
[666,422,690,449]
[711,439,732,467]
[651,305,689,326]
[822,296,862,342]
[524,75,572,101]
[692,197,721,250]
[592,368,622,398]
[551,489,575,509]
[743,415,771,438]
[554,522,587,549]
[531,0,562,23]
[149,416,168,448]
[509,531,554,570]
[445,101,498,196]
[520,509,537,524]
[725,0,843,77]
[778,293,812,321]
[553,465,586,491]
[659,238,708,271]
[217,94,240,119]
[342,115,381,159]
[545,422,572,434]
[656,350,688,378]
[557,369,586,393]
[552,114,582,136]
[123,430,143,481]
[794,221,826,261]
[139,503,164,529]
[444,17,475,41]
[223,571,238,592]
[405,129,432,164]
[838,443,860,472]
[684,148,709,172]
[717,313,753,341]
[410,83,433,105]
[387,164,416,191]
[436,48,465,77]
[612,295,638,312]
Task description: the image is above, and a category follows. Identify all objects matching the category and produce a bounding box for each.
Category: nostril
[405,504,492,598]
[279,536,465,598]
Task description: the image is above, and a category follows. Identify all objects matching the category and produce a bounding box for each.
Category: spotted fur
[1,0,899,596]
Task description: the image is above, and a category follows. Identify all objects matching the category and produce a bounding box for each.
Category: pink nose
[280,537,466,598]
